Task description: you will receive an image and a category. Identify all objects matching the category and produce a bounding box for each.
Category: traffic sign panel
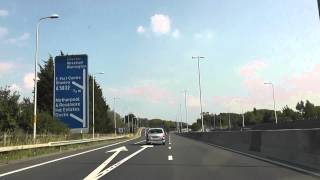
[54,55,89,132]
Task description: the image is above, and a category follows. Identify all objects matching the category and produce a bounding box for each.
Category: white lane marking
[168,146,171,150]
[168,135,171,145]
[94,145,154,179]
[0,137,139,178]
[168,155,173,161]
[84,146,128,180]
[134,140,146,145]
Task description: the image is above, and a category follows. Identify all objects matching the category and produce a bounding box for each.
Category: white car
[146,128,166,145]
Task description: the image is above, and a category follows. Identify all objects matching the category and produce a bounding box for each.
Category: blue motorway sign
[54,55,89,131]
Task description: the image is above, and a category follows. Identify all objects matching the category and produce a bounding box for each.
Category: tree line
[0,54,126,135]
[191,100,320,131]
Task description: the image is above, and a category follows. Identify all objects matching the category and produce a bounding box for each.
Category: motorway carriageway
[0,131,318,180]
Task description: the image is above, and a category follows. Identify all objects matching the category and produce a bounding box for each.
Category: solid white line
[206,142,320,177]
[0,137,139,178]
[95,145,153,179]
[168,146,171,150]
[168,155,173,161]
[134,140,146,145]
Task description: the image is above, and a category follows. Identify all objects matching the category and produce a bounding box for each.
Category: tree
[37,56,54,114]
[282,105,298,121]
[253,107,257,115]
[37,111,68,134]
[296,100,305,115]
[262,111,273,123]
[191,122,201,131]
[0,87,20,132]
[88,75,113,133]
[18,98,33,133]
[304,100,316,120]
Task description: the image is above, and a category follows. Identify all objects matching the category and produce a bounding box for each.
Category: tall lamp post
[92,72,104,138]
[192,56,205,132]
[264,82,278,124]
[183,90,188,132]
[33,14,59,143]
[113,97,120,136]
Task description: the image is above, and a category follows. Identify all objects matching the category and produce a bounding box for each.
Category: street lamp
[264,82,278,124]
[183,90,188,132]
[92,72,104,138]
[113,97,120,136]
[33,14,59,143]
[192,56,205,132]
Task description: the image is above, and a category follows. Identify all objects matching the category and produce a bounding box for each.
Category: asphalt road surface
[0,132,318,180]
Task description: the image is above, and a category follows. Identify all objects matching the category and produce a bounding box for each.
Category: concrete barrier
[180,129,320,171]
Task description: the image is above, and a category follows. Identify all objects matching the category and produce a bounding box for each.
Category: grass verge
[0,136,129,164]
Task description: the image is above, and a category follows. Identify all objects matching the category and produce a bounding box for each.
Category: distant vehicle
[146,128,166,145]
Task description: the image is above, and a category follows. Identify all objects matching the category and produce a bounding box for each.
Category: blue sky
[1,0,320,123]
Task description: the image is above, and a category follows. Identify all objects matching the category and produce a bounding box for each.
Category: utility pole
[264,82,278,124]
[213,114,216,129]
[33,14,59,143]
[242,110,245,128]
[192,56,205,132]
[179,103,182,133]
[183,90,188,132]
[228,112,231,129]
[113,97,119,136]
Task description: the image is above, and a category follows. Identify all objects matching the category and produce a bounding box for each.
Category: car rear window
[148,129,163,134]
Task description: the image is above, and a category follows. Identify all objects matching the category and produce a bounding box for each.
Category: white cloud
[151,14,171,34]
[9,84,21,92]
[6,32,30,45]
[0,27,8,39]
[0,10,8,17]
[0,62,13,73]
[23,73,34,90]
[137,26,146,34]
[194,31,214,40]
[172,29,180,38]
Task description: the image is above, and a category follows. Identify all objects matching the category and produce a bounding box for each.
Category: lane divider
[168,146,171,150]
[168,155,173,161]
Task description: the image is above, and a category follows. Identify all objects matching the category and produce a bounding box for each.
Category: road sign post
[54,55,89,133]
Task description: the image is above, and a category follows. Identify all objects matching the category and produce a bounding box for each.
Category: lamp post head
[192,56,205,59]
[94,72,104,76]
[49,14,59,19]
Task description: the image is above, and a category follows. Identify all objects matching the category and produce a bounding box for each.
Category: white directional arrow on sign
[84,146,128,180]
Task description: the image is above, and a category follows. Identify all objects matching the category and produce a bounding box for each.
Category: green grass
[0,137,129,164]
[0,133,116,147]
